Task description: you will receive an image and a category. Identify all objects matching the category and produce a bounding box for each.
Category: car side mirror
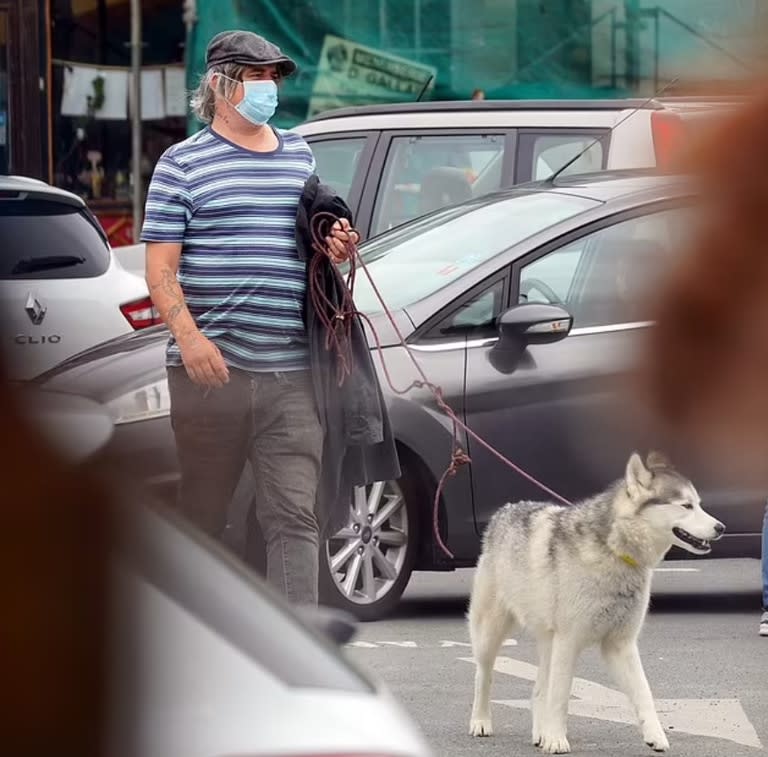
[497,303,573,348]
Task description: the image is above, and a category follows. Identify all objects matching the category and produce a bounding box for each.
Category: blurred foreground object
[1,373,112,757]
[645,85,768,474]
[1,367,431,757]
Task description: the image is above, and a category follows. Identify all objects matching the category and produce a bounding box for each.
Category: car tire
[319,470,422,622]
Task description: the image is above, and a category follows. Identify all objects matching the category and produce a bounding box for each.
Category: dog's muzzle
[672,521,724,553]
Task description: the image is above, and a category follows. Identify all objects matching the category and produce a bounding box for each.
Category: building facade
[3,1,767,242]
[3,0,185,245]
[48,0,186,245]
[188,0,766,130]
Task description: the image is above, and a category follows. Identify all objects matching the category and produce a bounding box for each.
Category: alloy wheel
[325,480,410,606]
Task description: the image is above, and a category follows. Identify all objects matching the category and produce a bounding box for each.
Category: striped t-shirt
[140,127,315,372]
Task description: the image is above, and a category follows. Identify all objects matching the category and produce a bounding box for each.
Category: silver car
[293,96,734,239]
[113,96,735,281]
[0,175,157,380]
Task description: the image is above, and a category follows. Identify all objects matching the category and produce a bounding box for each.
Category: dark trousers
[168,366,323,605]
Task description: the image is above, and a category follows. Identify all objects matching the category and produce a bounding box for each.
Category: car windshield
[351,190,601,313]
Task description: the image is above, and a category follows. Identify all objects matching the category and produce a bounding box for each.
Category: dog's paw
[532,731,542,747]
[469,717,493,737]
[539,732,571,754]
[643,726,670,753]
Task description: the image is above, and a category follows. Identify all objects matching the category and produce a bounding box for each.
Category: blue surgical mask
[223,77,278,125]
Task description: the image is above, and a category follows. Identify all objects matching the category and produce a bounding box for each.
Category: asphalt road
[345,559,766,757]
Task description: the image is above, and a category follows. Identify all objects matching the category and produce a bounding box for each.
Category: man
[141,30,357,605]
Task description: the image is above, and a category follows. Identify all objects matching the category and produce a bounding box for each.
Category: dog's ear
[626,451,653,496]
[646,450,671,471]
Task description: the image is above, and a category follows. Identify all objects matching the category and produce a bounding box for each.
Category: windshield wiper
[11,255,86,275]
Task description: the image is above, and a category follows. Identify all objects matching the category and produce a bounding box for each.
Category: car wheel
[319,476,420,622]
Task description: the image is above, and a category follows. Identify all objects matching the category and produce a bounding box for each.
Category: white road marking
[486,656,619,704]
[347,638,518,649]
[378,640,418,647]
[440,638,517,648]
[654,567,700,572]
[458,656,762,749]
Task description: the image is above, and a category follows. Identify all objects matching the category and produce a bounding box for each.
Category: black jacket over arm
[295,174,401,538]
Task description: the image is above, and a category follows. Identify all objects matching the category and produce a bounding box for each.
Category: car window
[424,278,507,342]
[520,243,585,304]
[518,207,687,328]
[351,190,600,314]
[451,280,505,331]
[416,274,508,345]
[518,133,605,182]
[309,137,367,205]
[0,199,110,279]
[370,134,506,236]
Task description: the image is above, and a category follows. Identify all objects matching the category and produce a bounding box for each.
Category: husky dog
[468,451,725,754]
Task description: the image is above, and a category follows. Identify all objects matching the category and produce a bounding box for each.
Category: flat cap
[205,30,297,76]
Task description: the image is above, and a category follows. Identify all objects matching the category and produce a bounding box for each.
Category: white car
[0,175,157,380]
[20,382,432,757]
[116,96,735,279]
[292,95,736,239]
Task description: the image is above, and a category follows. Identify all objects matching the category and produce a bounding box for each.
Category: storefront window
[0,10,9,175]
[50,0,186,247]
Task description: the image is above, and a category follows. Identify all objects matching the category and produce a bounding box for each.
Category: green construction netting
[187,0,763,132]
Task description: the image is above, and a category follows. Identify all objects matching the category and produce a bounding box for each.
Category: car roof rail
[305,97,668,123]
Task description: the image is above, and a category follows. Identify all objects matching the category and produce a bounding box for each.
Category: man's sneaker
[761,611,768,637]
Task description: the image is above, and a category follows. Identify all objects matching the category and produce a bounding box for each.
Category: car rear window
[0,199,110,280]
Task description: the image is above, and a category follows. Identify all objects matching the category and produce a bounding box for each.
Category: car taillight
[120,296,163,330]
[651,110,686,172]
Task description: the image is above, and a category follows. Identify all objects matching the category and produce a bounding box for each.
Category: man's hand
[178,333,230,388]
[325,218,360,264]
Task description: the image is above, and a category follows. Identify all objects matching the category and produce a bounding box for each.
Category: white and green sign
[308,35,436,118]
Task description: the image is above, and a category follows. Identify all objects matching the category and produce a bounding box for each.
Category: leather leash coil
[309,212,572,559]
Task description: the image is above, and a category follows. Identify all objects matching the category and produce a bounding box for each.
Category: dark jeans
[168,366,323,605]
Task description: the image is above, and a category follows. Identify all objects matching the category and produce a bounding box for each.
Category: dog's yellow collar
[617,552,640,568]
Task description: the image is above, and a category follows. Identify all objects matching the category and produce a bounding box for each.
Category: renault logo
[25,293,47,326]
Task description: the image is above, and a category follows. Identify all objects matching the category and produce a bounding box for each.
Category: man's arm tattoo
[150,266,183,300]
[167,302,184,322]
[149,264,197,341]
[150,267,184,313]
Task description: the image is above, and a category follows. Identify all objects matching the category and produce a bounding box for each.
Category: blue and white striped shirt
[140,127,315,371]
